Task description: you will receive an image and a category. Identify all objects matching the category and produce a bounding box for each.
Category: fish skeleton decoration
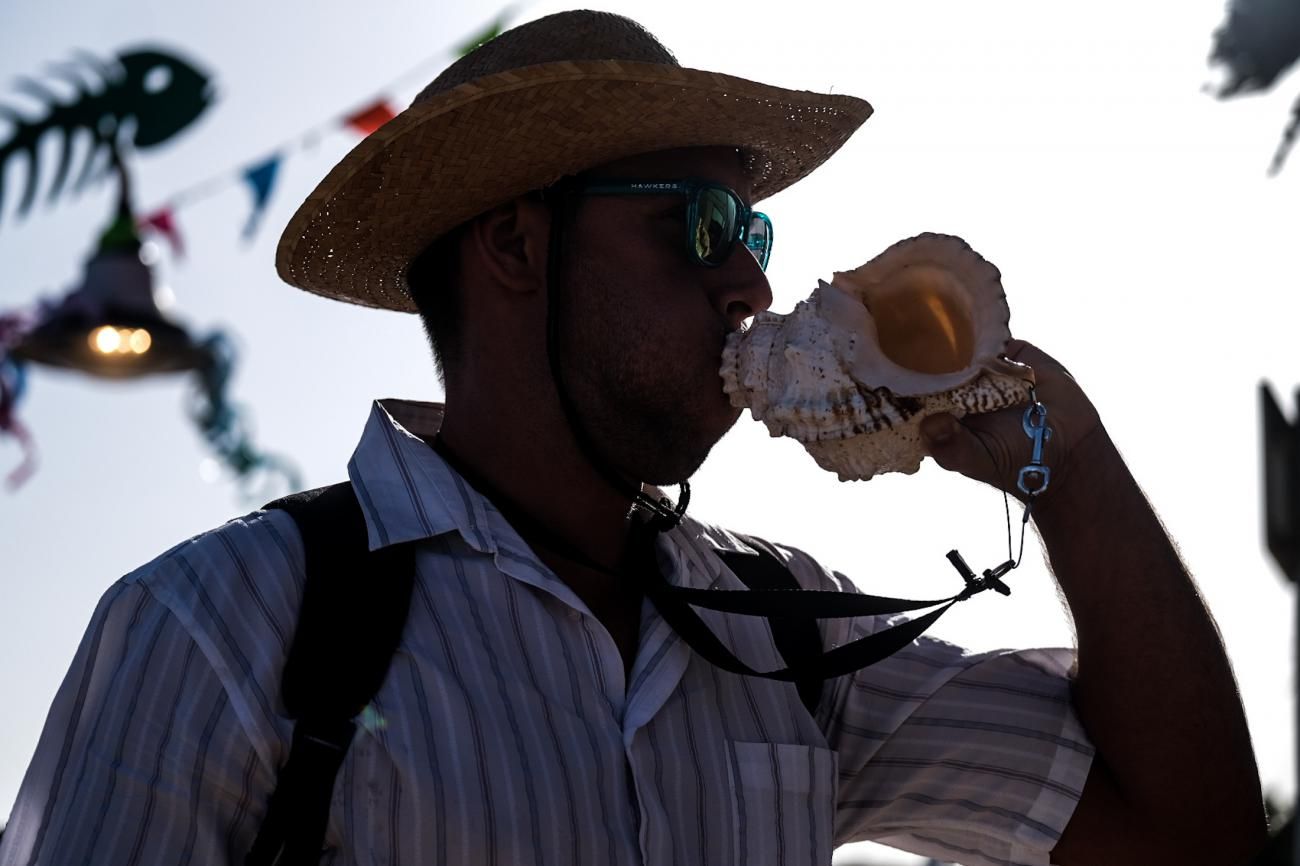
[0,46,215,225]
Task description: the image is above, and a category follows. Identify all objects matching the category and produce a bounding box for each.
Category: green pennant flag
[454,8,514,59]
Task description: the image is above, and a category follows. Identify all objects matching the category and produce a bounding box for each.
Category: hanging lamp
[11,146,208,378]
[3,143,301,500]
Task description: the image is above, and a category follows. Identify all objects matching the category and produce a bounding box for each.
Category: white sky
[1,1,1296,862]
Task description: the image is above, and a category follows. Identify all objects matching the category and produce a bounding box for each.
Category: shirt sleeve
[774,542,1095,866]
[0,579,273,866]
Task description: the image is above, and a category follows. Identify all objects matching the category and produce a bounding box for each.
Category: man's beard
[552,258,731,488]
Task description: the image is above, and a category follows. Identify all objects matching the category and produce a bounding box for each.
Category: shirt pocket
[727,740,838,866]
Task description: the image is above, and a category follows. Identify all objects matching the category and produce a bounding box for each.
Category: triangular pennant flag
[241,154,283,240]
[345,100,397,137]
[454,9,513,58]
[138,207,184,258]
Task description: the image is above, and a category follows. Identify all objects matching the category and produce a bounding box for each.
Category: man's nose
[709,254,774,331]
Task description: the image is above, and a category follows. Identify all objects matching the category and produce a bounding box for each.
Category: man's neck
[434,406,639,572]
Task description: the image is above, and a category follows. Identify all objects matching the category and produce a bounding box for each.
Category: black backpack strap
[717,536,824,717]
[247,482,416,866]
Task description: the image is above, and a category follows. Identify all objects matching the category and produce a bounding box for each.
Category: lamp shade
[12,244,209,379]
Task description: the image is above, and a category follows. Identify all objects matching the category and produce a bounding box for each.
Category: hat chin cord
[543,198,690,532]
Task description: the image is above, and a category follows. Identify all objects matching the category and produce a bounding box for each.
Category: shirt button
[567,609,582,622]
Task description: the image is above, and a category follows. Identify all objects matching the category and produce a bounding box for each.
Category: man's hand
[918,339,1103,503]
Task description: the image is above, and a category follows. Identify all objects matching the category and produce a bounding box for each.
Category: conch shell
[720,233,1034,481]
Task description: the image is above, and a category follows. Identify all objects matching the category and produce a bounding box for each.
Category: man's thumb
[920,412,960,447]
[919,412,987,478]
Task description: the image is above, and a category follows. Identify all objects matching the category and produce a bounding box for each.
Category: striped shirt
[0,398,1093,866]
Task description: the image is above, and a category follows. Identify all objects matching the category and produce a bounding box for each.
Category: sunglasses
[572,179,773,271]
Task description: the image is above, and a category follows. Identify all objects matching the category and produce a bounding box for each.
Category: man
[0,10,1266,866]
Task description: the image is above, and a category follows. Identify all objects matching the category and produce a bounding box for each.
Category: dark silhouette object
[1261,383,1300,582]
[0,46,214,224]
[1258,384,1299,865]
[1209,0,1300,173]
[1250,812,1294,864]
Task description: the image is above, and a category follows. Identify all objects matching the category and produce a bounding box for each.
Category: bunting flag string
[133,9,515,253]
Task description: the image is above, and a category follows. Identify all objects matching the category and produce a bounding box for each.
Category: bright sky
[1,1,1296,863]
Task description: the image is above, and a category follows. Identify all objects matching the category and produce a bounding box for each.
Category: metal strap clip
[1016,387,1052,497]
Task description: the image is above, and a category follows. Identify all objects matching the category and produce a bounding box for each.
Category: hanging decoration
[0,47,214,224]
[0,311,39,491]
[0,9,516,240]
[187,329,302,501]
[121,8,516,247]
[0,8,517,498]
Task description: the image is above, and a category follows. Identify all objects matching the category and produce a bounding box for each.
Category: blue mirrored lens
[694,187,738,265]
[745,213,772,271]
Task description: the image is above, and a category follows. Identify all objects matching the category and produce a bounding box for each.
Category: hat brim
[276,59,873,312]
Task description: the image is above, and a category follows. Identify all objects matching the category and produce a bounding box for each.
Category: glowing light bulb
[91,326,121,354]
[128,328,152,354]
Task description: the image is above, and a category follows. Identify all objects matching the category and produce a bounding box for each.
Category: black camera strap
[621,510,1012,683]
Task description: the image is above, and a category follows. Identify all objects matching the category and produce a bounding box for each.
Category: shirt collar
[346,398,497,554]
[686,518,762,555]
[346,398,760,575]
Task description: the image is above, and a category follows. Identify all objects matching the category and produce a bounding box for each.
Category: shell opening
[863,264,976,375]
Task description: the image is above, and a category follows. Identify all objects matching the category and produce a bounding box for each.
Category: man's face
[553,146,774,486]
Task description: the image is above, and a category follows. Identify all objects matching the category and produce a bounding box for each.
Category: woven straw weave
[276,11,873,313]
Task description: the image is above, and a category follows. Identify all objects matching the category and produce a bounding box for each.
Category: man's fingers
[919,341,1095,497]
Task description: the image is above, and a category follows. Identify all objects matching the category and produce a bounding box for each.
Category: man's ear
[467,196,551,296]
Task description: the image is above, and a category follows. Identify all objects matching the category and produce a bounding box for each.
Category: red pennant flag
[345,100,397,137]
[138,208,185,259]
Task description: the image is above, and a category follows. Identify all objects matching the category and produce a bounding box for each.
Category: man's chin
[620,392,740,486]
[641,457,708,488]
[709,400,744,442]
[642,423,734,487]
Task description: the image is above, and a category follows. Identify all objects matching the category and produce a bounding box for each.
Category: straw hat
[275,9,874,314]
